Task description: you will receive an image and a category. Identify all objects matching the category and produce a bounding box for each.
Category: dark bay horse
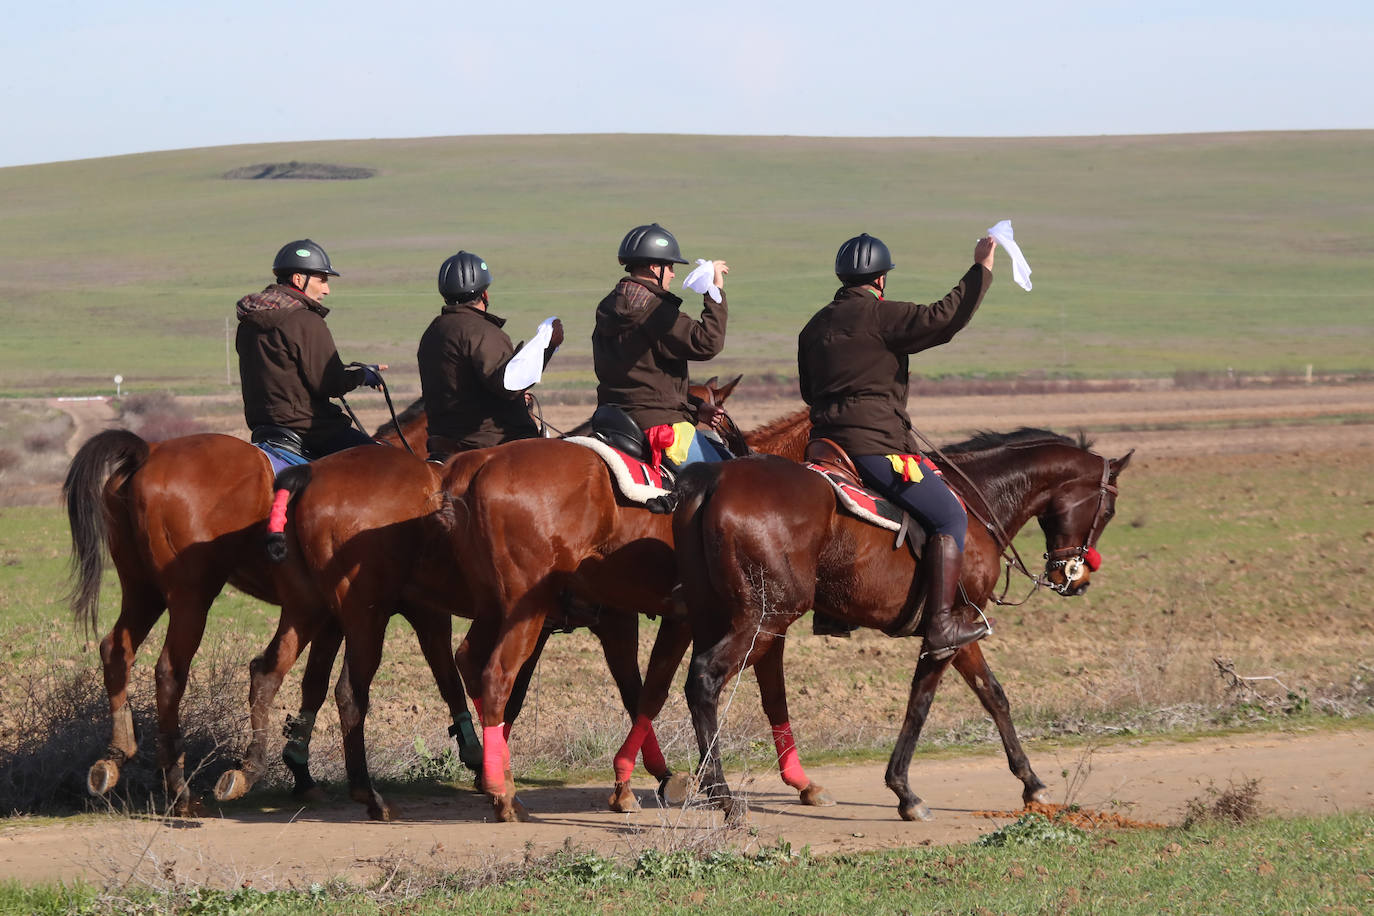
[671,429,1132,820]
[450,409,811,821]
[63,404,426,813]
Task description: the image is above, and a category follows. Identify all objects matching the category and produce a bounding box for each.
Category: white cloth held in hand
[503,316,559,391]
[987,219,1032,291]
[682,259,722,303]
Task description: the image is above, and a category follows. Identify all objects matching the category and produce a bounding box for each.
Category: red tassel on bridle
[1084,546,1102,571]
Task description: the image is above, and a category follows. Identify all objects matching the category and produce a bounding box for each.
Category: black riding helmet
[835,233,895,284]
[618,223,688,266]
[273,239,340,277]
[438,251,493,303]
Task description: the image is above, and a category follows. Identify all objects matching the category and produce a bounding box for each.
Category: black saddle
[590,405,650,463]
[250,424,306,459]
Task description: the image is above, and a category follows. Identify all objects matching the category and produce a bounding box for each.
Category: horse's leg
[403,608,479,789]
[684,626,762,819]
[952,641,1049,805]
[478,597,554,823]
[152,591,213,816]
[211,607,332,802]
[335,614,395,821]
[608,615,692,812]
[213,602,320,801]
[282,618,342,801]
[884,649,956,822]
[87,585,163,797]
[753,637,833,807]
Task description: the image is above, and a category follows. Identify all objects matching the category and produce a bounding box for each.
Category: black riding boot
[920,534,989,659]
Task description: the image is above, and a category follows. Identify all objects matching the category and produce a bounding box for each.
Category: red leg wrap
[771,722,809,789]
[613,715,653,783]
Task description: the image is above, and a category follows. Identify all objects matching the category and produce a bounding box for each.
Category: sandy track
[1,729,1369,889]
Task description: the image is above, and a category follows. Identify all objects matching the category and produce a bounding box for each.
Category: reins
[341,364,416,457]
[908,426,1041,607]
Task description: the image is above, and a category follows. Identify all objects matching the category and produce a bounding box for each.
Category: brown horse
[251,378,765,819]
[449,407,811,821]
[670,429,1132,820]
[63,403,426,813]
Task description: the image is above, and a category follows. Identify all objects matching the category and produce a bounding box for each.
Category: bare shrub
[0,447,18,474]
[0,642,261,816]
[23,427,66,454]
[119,392,208,442]
[1181,777,1263,828]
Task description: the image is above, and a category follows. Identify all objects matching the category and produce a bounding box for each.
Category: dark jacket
[236,284,362,435]
[416,303,543,450]
[592,277,727,429]
[798,265,991,456]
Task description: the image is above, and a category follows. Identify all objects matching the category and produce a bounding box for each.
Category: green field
[2,131,1371,394]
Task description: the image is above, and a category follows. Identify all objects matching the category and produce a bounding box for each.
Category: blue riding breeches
[853,453,967,550]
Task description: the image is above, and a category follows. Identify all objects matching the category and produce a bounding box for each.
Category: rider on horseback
[417,251,565,463]
[236,239,383,459]
[798,233,997,654]
[592,223,732,511]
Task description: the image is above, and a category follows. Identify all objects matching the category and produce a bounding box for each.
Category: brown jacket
[798,265,991,456]
[592,277,727,429]
[416,303,542,450]
[236,284,362,435]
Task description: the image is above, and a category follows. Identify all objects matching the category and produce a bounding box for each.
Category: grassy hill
[1,131,1370,395]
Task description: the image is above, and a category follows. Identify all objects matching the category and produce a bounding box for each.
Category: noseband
[1041,455,1117,594]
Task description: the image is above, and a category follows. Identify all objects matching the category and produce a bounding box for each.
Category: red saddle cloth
[804,463,907,530]
[615,447,671,489]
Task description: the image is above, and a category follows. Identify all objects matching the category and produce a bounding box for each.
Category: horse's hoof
[366,800,397,822]
[299,786,328,804]
[722,796,748,825]
[899,801,934,822]
[87,759,120,796]
[213,769,249,802]
[491,793,531,823]
[608,781,640,813]
[658,772,690,807]
[799,782,835,807]
[1026,785,1052,806]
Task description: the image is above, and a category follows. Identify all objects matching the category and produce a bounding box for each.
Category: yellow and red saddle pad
[804,463,906,532]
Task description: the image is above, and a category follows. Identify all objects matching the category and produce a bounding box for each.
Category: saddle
[251,425,310,476]
[565,435,674,506]
[804,438,917,548]
[590,405,652,464]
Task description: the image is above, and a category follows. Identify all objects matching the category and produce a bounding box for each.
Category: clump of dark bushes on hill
[223,161,376,180]
[118,392,208,441]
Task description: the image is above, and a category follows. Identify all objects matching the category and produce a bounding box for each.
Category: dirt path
[49,396,118,457]
[2,729,1369,890]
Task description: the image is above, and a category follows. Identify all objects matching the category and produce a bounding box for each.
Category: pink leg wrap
[772,722,809,789]
[268,489,290,534]
[613,715,653,783]
[640,722,668,779]
[482,724,509,795]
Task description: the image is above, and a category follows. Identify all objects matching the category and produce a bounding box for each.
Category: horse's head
[1036,448,1133,596]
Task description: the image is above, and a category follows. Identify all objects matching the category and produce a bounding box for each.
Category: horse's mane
[939,427,1093,460]
[372,397,426,437]
[745,407,810,441]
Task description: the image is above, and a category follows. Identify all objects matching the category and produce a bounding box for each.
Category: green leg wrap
[282,710,317,768]
[449,710,483,773]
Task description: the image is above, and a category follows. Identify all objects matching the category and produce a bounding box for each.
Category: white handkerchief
[682,258,722,303]
[987,219,1032,291]
[503,316,558,391]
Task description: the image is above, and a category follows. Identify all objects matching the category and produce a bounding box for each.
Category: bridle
[915,428,1116,605]
[1039,454,1117,595]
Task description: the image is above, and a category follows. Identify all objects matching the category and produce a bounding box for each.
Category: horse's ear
[716,374,743,401]
[702,375,719,390]
[1110,448,1135,478]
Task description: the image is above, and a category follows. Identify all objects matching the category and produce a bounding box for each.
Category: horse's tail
[63,429,150,635]
[265,464,312,563]
[671,462,728,614]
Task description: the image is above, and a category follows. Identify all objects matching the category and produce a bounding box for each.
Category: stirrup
[920,607,993,661]
[812,612,858,638]
[646,489,678,514]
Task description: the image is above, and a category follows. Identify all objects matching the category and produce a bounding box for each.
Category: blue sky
[2,0,1371,168]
